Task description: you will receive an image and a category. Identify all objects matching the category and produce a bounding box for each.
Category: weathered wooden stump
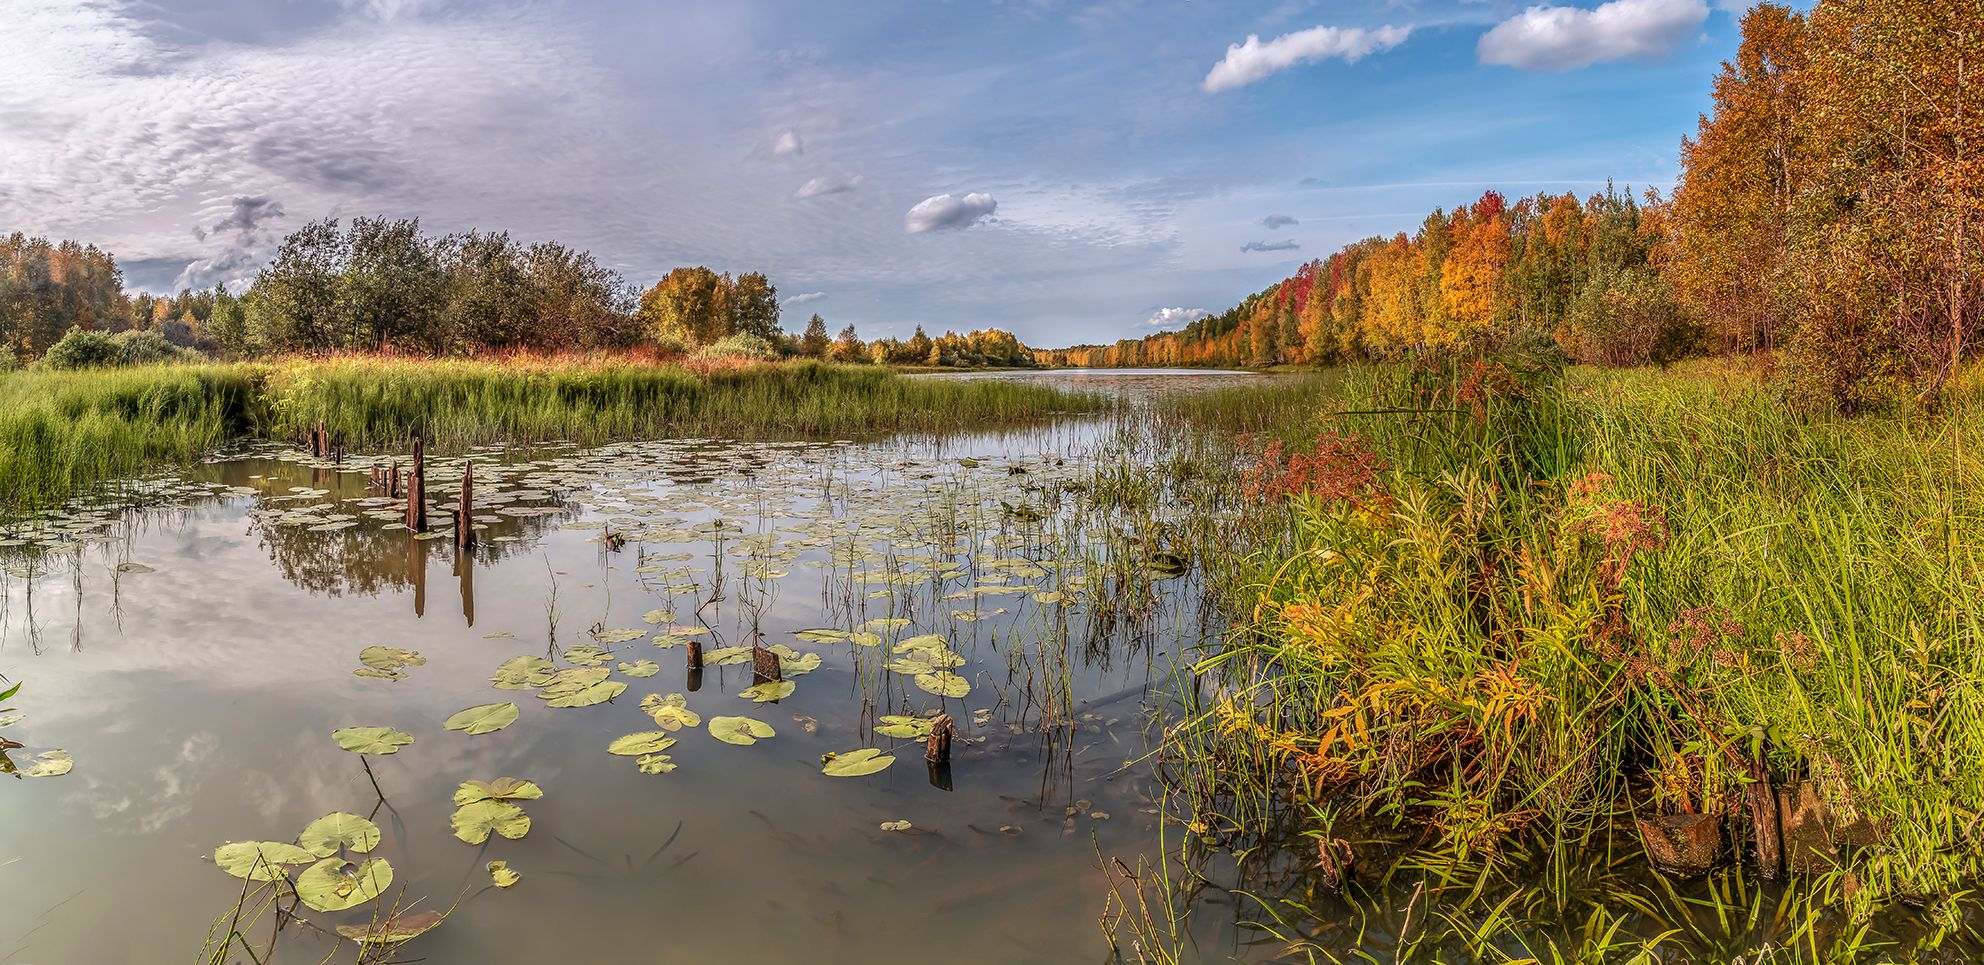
[685,638,703,669]
[1747,753,1783,877]
[751,644,782,682]
[405,435,427,532]
[1637,812,1720,877]
[925,713,955,763]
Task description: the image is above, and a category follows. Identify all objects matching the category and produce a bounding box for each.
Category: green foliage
[39,327,123,369]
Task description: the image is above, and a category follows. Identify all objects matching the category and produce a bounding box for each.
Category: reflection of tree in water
[249,497,570,599]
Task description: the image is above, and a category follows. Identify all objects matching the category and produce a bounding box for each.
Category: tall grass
[0,357,1105,517]
[1144,357,1984,959]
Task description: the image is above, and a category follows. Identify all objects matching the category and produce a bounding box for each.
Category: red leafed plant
[1242,431,1392,514]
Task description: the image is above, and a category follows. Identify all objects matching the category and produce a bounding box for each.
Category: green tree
[799,313,830,358]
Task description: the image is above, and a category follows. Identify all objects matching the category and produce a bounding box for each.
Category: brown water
[0,372,1265,965]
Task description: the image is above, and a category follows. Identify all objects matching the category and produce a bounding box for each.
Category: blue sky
[0,0,1762,345]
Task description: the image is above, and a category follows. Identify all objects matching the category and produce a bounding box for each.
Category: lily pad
[453,777,543,806]
[641,609,674,625]
[702,645,753,666]
[214,840,319,880]
[358,647,426,672]
[488,860,520,889]
[875,715,937,739]
[19,749,72,777]
[607,732,677,756]
[822,747,895,777]
[592,628,647,644]
[641,693,700,730]
[709,716,775,746]
[913,672,972,698]
[880,819,913,832]
[299,812,381,856]
[331,727,414,755]
[562,643,613,666]
[451,800,532,844]
[116,562,155,574]
[636,753,677,774]
[740,680,796,703]
[617,659,660,678]
[491,656,554,689]
[793,628,849,643]
[296,857,395,912]
[444,702,520,735]
[335,909,444,944]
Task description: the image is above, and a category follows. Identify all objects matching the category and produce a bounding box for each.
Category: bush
[1559,268,1699,368]
[113,330,184,365]
[39,327,124,369]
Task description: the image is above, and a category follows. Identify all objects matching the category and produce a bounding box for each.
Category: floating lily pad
[709,716,775,746]
[331,727,413,755]
[451,800,531,844]
[299,812,381,856]
[335,909,444,944]
[214,840,318,880]
[641,609,675,625]
[592,628,647,644]
[488,860,520,889]
[617,659,660,678]
[19,749,72,777]
[491,655,555,689]
[641,693,700,730]
[636,753,677,774]
[453,778,543,806]
[740,680,796,703]
[352,667,407,681]
[913,672,972,698]
[607,732,677,756]
[702,645,753,666]
[296,857,394,912]
[115,562,154,574]
[822,748,895,777]
[444,702,520,735]
[793,628,849,643]
[875,715,937,739]
[562,643,613,666]
[358,647,426,672]
[880,819,913,832]
[1149,552,1190,579]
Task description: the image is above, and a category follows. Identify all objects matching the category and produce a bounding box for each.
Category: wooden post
[334,442,344,465]
[685,638,703,669]
[751,644,782,682]
[1748,752,1783,877]
[925,713,954,764]
[389,463,401,499]
[405,434,427,532]
[456,459,477,550]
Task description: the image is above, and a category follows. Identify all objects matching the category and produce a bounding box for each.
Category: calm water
[0,371,1263,964]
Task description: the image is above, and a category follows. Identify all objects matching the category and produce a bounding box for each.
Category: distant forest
[1039,1,1979,411]
[0,220,1035,369]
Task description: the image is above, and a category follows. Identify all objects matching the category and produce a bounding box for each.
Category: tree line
[1044,1,1980,411]
[0,218,1035,369]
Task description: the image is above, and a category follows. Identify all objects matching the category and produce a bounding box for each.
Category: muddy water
[0,371,1261,965]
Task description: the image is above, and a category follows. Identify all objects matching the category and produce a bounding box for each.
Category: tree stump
[405,435,427,532]
[456,459,477,550]
[1637,812,1721,877]
[925,713,955,763]
[751,644,782,682]
[1747,752,1783,877]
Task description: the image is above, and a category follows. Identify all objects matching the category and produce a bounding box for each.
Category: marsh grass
[0,357,1107,517]
[1132,358,1984,961]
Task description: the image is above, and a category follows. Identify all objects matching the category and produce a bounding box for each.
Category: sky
[0,0,1767,345]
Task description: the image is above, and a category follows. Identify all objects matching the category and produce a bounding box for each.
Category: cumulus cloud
[792,173,863,199]
[1143,306,1209,330]
[192,196,286,241]
[179,195,288,290]
[904,192,998,233]
[1478,0,1707,71]
[771,129,803,156]
[1240,240,1301,253]
[1261,213,1298,230]
[786,290,826,304]
[1203,24,1412,93]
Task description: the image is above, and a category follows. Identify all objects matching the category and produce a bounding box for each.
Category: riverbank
[0,356,1108,517]
[1140,356,1984,960]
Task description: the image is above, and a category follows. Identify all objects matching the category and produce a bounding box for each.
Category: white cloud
[1202,24,1412,93]
[904,192,998,233]
[1142,306,1208,330]
[786,290,826,304]
[1261,213,1298,229]
[792,173,862,199]
[771,129,803,156]
[1240,239,1300,253]
[1478,0,1707,71]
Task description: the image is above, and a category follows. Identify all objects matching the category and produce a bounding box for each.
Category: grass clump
[1150,355,1984,959]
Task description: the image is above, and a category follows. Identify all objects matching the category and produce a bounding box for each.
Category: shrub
[39,327,124,370]
[113,330,185,365]
[690,333,778,362]
[1559,268,1699,368]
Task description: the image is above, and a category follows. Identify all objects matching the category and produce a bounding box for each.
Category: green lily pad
[617,659,660,678]
[453,777,543,806]
[488,860,520,889]
[822,748,895,777]
[299,812,381,856]
[352,667,407,681]
[295,857,394,912]
[115,562,155,574]
[562,643,613,666]
[703,645,753,666]
[451,800,531,844]
[358,647,425,672]
[331,727,413,755]
[607,732,677,756]
[641,693,700,730]
[793,628,849,643]
[335,909,444,944]
[849,631,884,648]
[875,715,937,739]
[592,628,647,644]
[709,716,775,746]
[740,680,796,703]
[444,702,519,735]
[214,840,318,880]
[636,753,677,774]
[880,819,913,832]
[641,609,675,625]
[491,656,554,689]
[887,657,936,675]
[19,749,72,777]
[913,672,972,698]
